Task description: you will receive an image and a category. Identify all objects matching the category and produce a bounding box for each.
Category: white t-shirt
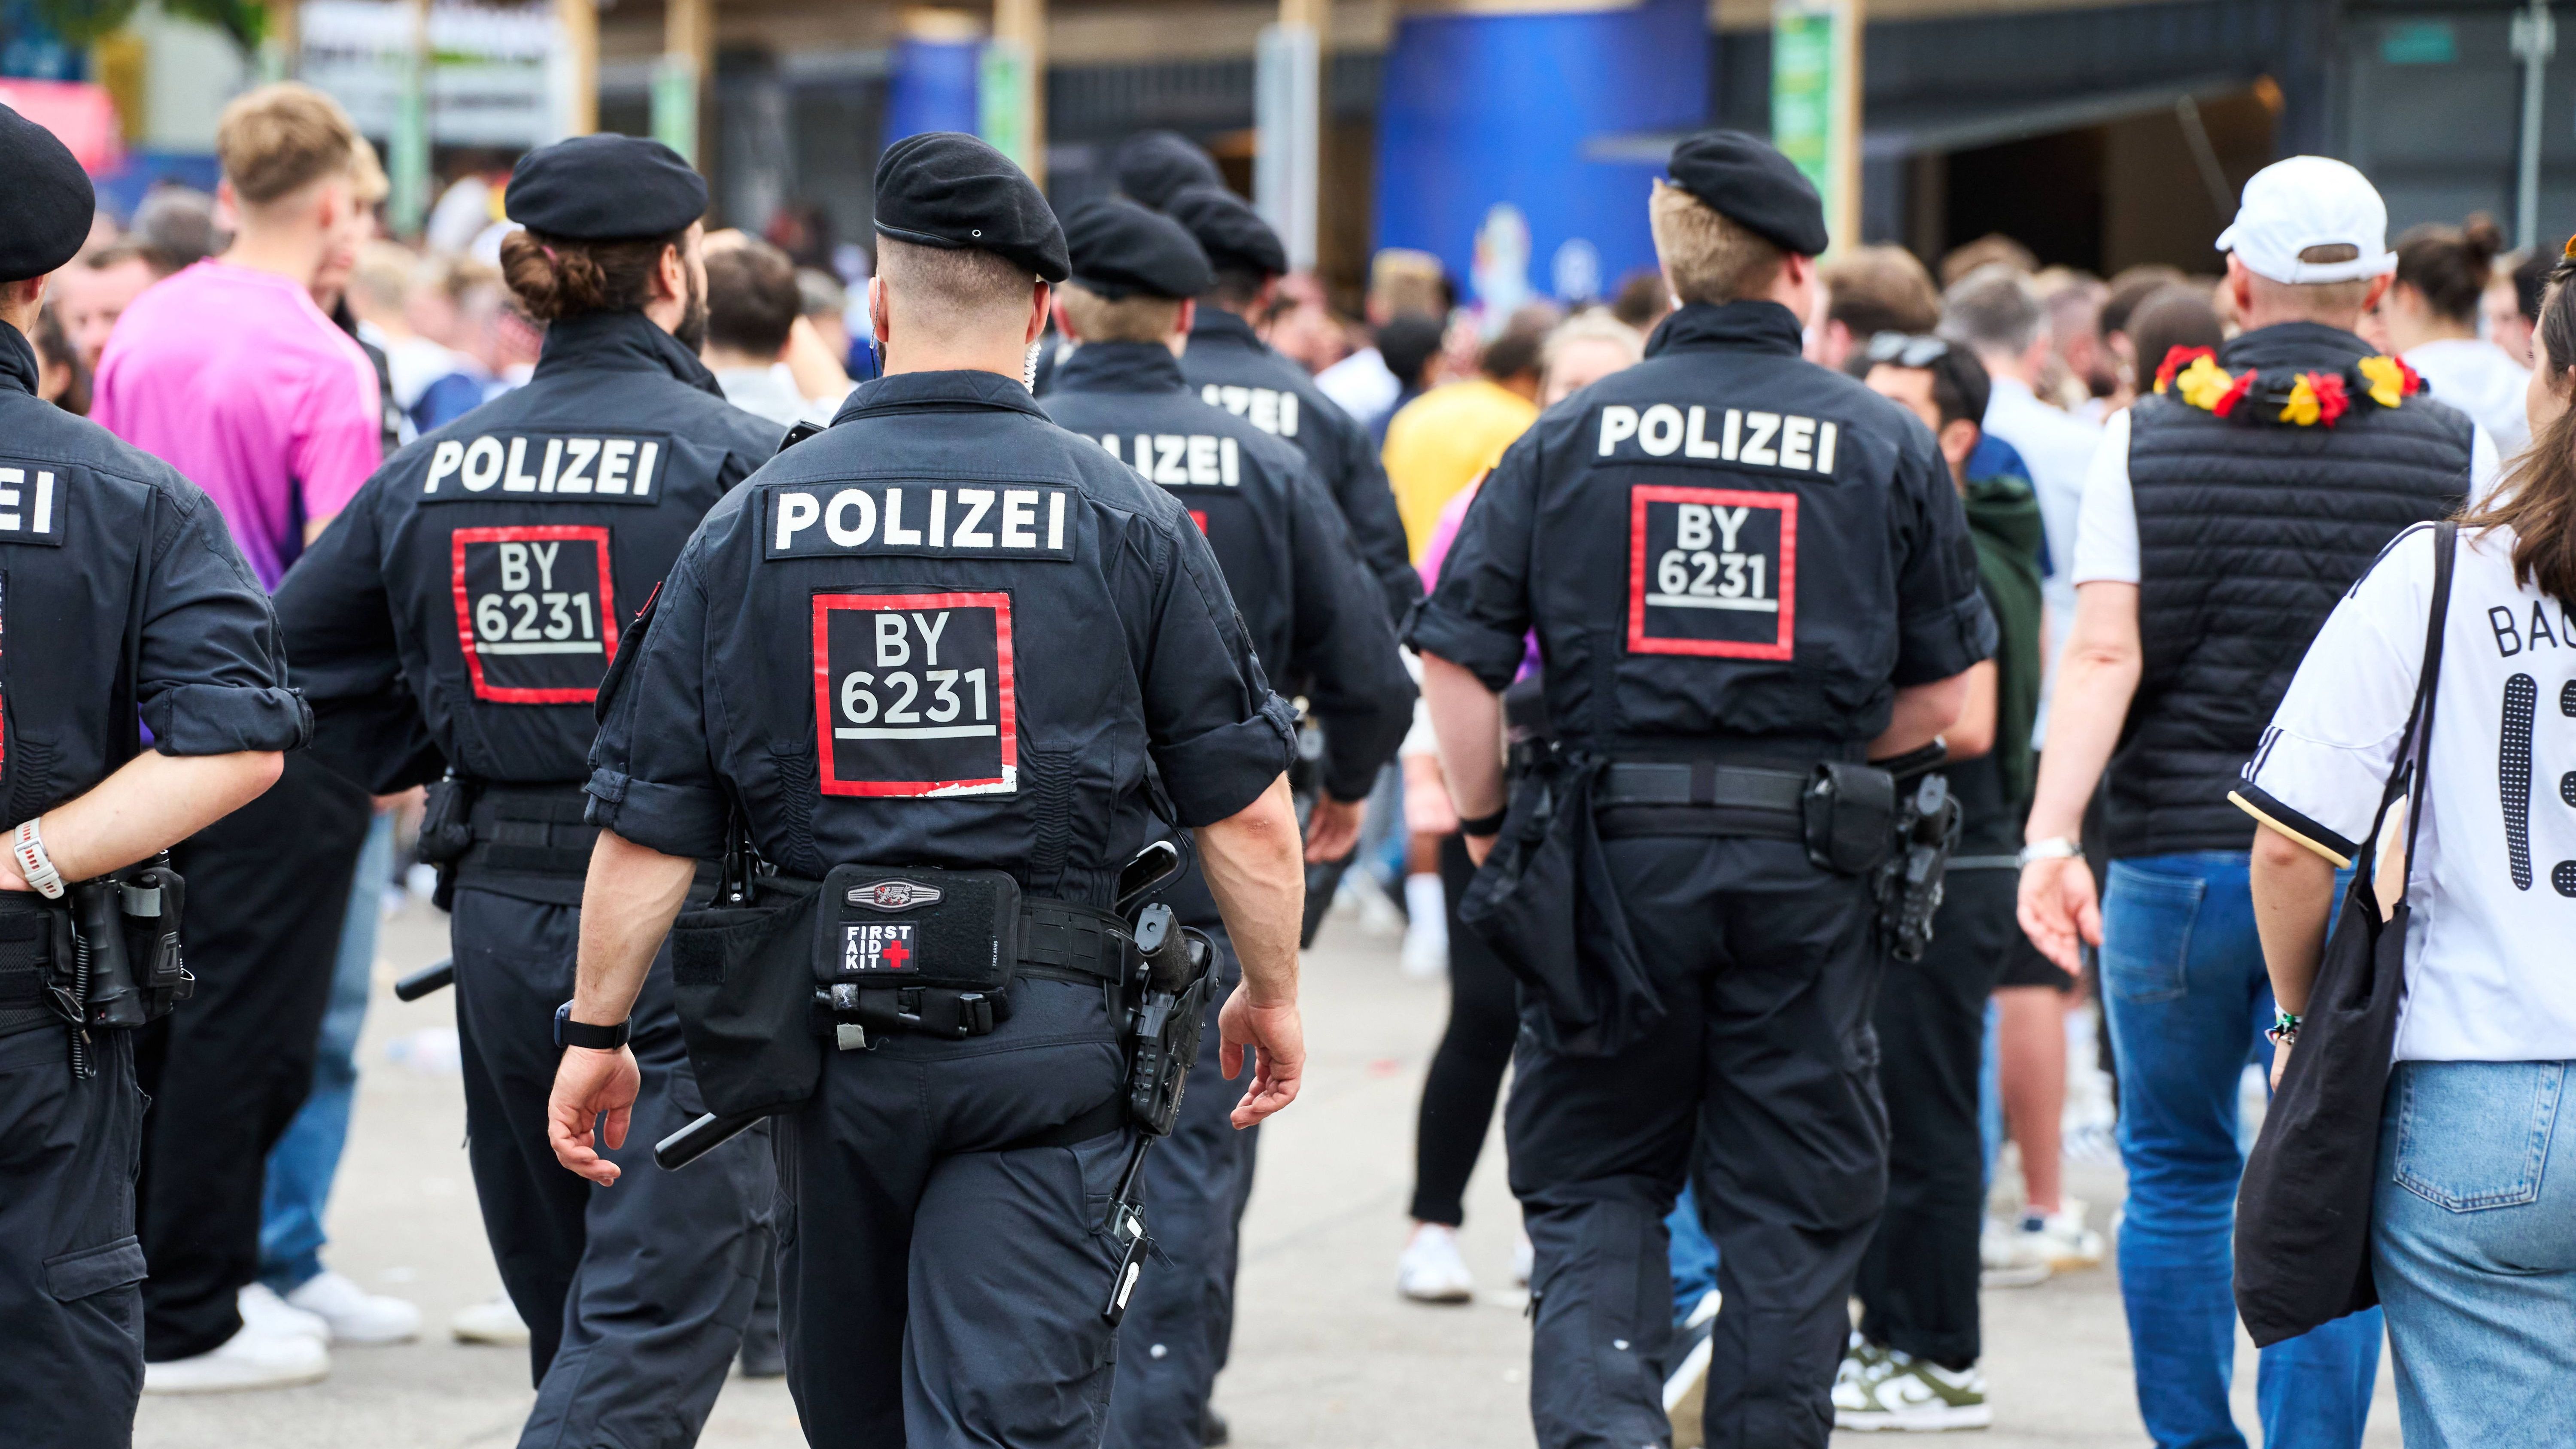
[2232,523,2576,1062]
[1981,374,2103,744]
[2405,337,2530,460]
[2071,408,2503,586]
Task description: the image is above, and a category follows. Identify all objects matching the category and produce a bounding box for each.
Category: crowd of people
[2,66,2570,1449]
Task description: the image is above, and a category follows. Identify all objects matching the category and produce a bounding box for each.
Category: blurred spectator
[1382,325,1541,554]
[344,241,480,434]
[1941,264,2102,683]
[764,199,835,272]
[1370,313,1451,447]
[2484,247,2549,368]
[424,161,506,257]
[94,81,392,1393]
[30,298,88,413]
[130,184,222,273]
[401,254,502,423]
[1263,291,1351,375]
[2097,265,2190,407]
[53,240,158,371]
[1610,267,1672,331]
[85,205,120,255]
[1810,243,1940,368]
[2122,285,2225,389]
[2388,216,2529,455]
[798,266,869,378]
[2041,273,2113,413]
[702,237,838,428]
[1538,309,1642,405]
[1941,232,2038,286]
[1319,247,1449,429]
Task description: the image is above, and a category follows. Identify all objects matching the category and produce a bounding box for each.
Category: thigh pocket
[46,1236,147,1303]
[2393,1061,2565,1212]
[2101,863,2206,1005]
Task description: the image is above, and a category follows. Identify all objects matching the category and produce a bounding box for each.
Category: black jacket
[273,310,780,798]
[1410,301,1994,756]
[1169,307,1422,626]
[584,369,1298,911]
[0,322,308,831]
[1039,340,1413,803]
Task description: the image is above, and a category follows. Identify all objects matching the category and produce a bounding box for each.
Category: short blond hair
[877,235,1037,334]
[1060,284,1185,344]
[217,83,368,207]
[1649,179,1783,307]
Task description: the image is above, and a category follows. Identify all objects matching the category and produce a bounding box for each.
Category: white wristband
[11,818,65,900]
[2016,835,2082,870]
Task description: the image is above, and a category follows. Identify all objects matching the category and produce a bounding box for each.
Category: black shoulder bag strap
[2372,519,2457,897]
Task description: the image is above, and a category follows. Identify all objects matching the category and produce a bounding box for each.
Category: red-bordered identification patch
[1626,485,1796,659]
[450,525,620,704]
[811,591,1018,797]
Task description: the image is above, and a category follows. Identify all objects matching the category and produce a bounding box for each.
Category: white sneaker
[1397,1223,1476,1303]
[237,1282,328,1342]
[1512,1228,1534,1288]
[1978,1218,2051,1288]
[2022,1197,2107,1270]
[1399,874,1448,979]
[285,1270,421,1345]
[450,1293,532,1346]
[143,1321,329,1394]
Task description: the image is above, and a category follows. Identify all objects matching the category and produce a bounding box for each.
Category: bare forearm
[1194,776,1303,1006]
[32,750,283,881]
[573,829,696,1026]
[1422,653,1505,819]
[1872,671,1970,759]
[2024,648,2136,840]
[1947,661,1999,761]
[2249,828,2339,1015]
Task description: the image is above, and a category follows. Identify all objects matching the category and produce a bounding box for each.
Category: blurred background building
[3,0,2568,308]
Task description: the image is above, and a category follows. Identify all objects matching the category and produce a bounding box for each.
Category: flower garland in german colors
[2151,345,2423,428]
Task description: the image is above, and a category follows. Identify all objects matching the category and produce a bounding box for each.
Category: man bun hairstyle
[1647,179,1783,307]
[498,227,687,322]
[215,82,369,207]
[2394,215,2506,325]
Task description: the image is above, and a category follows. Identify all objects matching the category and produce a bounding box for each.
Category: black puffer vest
[2110,322,2474,857]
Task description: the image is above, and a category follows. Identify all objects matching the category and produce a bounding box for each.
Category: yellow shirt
[1382,377,1540,559]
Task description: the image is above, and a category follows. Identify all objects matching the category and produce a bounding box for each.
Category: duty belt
[1592,760,1809,842]
[462,784,598,878]
[815,896,1135,1041]
[0,905,57,1039]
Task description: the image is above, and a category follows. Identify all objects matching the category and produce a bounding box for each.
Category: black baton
[655,1108,770,1171]
[394,958,455,1001]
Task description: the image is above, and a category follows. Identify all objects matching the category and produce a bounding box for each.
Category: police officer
[1410,131,1996,1449]
[1120,184,1420,625]
[271,135,780,1446]
[1039,198,1415,1449]
[0,105,305,1444]
[1031,131,1227,399]
[544,133,1312,1447]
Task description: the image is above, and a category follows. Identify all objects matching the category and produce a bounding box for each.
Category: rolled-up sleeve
[1890,440,1999,686]
[1136,516,1298,826]
[138,489,312,754]
[585,560,730,858]
[1403,435,1538,690]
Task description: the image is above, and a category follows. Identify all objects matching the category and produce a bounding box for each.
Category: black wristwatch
[554,1001,631,1051]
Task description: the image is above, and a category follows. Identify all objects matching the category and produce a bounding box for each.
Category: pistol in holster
[1102,900,1218,1325]
[1868,744,1960,964]
[45,854,189,1077]
[415,773,479,911]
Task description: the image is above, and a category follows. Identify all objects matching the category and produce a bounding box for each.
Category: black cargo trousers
[1507,835,1888,1449]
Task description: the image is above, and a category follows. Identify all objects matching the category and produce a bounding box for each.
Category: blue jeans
[1667,1182,1719,1325]
[2375,1060,2576,1448]
[258,812,393,1293]
[2099,852,2379,1449]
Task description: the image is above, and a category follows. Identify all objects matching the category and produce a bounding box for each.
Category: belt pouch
[814,866,1023,1040]
[671,875,825,1118]
[1803,761,1897,875]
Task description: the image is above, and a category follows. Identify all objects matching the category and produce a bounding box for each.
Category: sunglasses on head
[1865,332,1952,368]
[2563,232,2576,260]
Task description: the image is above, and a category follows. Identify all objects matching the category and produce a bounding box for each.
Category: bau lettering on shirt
[0,462,68,546]
[1093,434,1242,488]
[418,432,667,502]
[767,482,1075,562]
[1596,403,1841,477]
[1200,385,1300,438]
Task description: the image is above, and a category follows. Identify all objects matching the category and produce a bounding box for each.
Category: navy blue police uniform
[271,136,783,1448]
[582,134,1297,1446]
[1407,133,1995,1449]
[1037,198,1414,1449]
[0,105,311,1448]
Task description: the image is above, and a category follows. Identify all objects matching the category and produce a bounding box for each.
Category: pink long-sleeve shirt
[93,261,383,589]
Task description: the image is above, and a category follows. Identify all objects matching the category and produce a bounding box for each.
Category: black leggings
[1408,834,1522,1226]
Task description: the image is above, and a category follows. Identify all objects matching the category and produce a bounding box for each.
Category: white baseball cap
[2214,155,2397,285]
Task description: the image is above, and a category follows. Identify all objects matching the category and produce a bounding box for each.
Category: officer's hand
[547,1045,642,1186]
[2016,857,2102,975]
[1217,985,1303,1128]
[1304,796,1364,864]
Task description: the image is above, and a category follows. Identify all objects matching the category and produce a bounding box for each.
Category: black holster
[415,774,478,911]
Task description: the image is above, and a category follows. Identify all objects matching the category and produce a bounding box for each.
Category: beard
[671,273,710,352]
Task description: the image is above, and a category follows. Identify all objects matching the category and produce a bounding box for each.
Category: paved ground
[133,896,2402,1449]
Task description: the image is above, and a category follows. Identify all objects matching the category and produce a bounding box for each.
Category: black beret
[1061,198,1213,301]
[1163,185,1287,280]
[506,134,706,240]
[1113,131,1225,211]
[0,104,94,284]
[1665,129,1829,258]
[874,131,1069,285]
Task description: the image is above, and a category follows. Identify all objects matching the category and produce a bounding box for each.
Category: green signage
[651,55,698,166]
[979,41,1032,172]
[1772,0,1850,249]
